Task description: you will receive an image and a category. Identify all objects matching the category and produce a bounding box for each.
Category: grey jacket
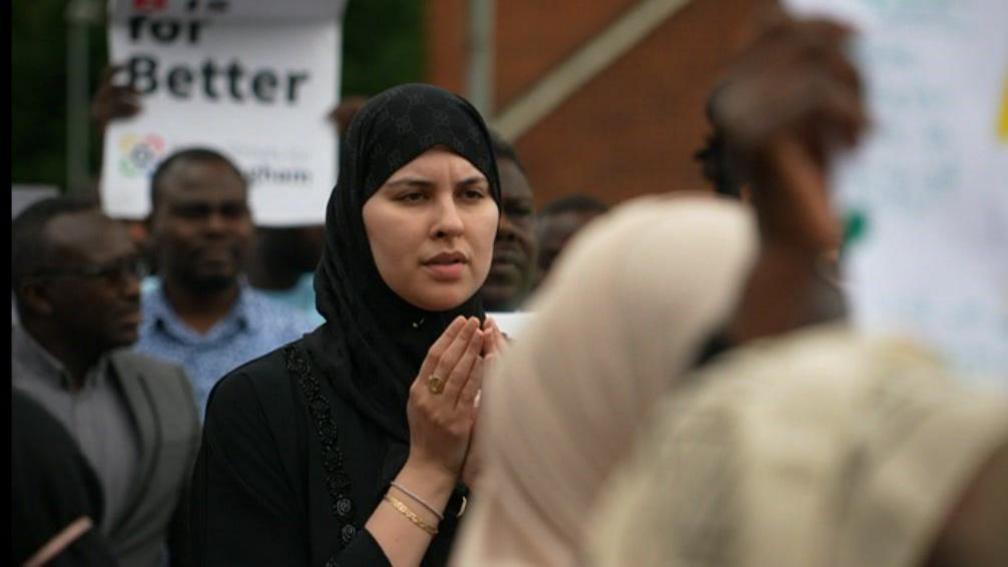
[106,349,200,567]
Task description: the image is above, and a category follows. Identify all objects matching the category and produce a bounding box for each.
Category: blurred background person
[12,197,200,566]
[694,84,848,328]
[479,132,538,312]
[534,194,609,288]
[701,15,866,349]
[452,194,757,566]
[91,74,372,329]
[581,14,1008,567]
[134,148,313,417]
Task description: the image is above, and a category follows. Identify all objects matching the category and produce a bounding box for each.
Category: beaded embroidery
[284,345,357,550]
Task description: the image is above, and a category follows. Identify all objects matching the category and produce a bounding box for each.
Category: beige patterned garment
[451,194,758,566]
[586,326,1008,567]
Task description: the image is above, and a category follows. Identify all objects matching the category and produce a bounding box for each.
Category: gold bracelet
[389,481,445,521]
[383,494,438,536]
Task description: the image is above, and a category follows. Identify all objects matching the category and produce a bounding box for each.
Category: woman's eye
[460,189,487,201]
[398,192,426,203]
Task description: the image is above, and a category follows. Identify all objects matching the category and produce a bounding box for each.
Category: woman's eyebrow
[384,177,433,188]
[456,176,488,188]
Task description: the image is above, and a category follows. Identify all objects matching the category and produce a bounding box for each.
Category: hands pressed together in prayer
[367,315,504,565]
[406,315,504,488]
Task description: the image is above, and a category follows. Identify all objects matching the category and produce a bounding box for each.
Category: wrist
[397,456,457,510]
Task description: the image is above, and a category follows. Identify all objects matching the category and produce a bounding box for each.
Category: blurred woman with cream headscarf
[450,193,758,566]
[584,13,1008,566]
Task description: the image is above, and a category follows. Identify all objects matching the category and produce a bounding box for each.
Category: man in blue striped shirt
[134,147,314,416]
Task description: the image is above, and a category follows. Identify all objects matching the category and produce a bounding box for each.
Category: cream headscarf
[451,194,758,566]
[587,326,1008,567]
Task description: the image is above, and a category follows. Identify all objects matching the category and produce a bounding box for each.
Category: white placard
[101,0,345,226]
[487,312,535,340]
[787,0,1008,388]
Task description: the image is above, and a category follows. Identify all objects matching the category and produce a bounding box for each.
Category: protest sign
[487,312,535,340]
[101,0,345,226]
[787,0,1008,388]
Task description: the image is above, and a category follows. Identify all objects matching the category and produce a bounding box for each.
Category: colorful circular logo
[118,133,166,178]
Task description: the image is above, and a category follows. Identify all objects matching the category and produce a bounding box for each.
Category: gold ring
[427,375,445,395]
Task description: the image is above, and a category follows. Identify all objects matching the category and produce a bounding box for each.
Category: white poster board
[786,0,1008,389]
[101,0,345,226]
[487,312,535,340]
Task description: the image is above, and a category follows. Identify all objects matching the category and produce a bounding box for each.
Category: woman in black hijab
[189,84,505,566]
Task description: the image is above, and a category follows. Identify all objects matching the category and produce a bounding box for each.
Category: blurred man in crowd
[479,133,538,312]
[534,194,608,287]
[92,75,362,329]
[12,197,199,566]
[694,85,848,326]
[134,148,312,416]
[590,17,1008,567]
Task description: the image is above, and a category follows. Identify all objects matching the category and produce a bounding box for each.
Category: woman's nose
[432,199,465,238]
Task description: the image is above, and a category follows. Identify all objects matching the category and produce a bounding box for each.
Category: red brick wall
[426,0,777,207]
[425,0,468,94]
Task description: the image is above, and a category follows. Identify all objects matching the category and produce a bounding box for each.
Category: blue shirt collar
[141,278,260,345]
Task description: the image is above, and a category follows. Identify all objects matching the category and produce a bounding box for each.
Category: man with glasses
[12,197,200,566]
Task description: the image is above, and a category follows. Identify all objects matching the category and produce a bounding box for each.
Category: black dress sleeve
[190,370,310,566]
[189,357,391,567]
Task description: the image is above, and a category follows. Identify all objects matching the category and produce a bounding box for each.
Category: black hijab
[304,84,501,444]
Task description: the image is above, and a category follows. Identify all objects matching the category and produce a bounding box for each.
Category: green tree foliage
[12,2,102,189]
[11,0,423,190]
[342,0,424,97]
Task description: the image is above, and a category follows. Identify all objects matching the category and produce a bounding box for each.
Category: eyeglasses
[33,257,150,285]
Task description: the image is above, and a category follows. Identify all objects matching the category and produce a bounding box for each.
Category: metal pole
[466,0,495,118]
[65,0,103,195]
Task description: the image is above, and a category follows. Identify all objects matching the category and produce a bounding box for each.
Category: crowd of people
[12,12,1007,567]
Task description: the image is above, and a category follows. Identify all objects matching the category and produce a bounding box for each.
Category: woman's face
[363,147,499,311]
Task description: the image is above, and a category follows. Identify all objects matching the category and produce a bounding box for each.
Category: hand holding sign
[92,65,142,132]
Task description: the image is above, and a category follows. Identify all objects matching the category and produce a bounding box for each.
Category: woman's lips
[423,261,465,281]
